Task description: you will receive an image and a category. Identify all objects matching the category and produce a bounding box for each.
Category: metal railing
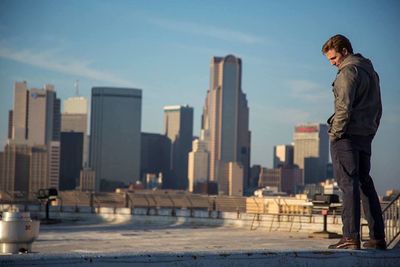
[382,193,400,247]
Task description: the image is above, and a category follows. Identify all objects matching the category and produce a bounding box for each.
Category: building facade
[163,105,193,190]
[293,123,329,184]
[188,138,209,192]
[89,87,142,192]
[140,132,171,186]
[61,95,89,167]
[273,144,294,168]
[59,132,84,190]
[258,166,303,195]
[1,82,61,194]
[200,55,251,195]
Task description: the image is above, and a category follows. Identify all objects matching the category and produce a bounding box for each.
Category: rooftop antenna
[74,80,80,96]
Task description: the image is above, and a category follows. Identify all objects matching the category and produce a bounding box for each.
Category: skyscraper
[0,144,30,192]
[59,132,84,190]
[188,138,209,192]
[293,123,329,184]
[61,95,89,167]
[11,81,29,142]
[1,82,61,194]
[163,105,193,190]
[200,55,251,195]
[140,132,171,185]
[89,87,142,192]
[62,95,88,134]
[27,85,60,146]
[273,144,294,168]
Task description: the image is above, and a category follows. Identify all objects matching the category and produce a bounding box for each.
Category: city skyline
[0,1,399,194]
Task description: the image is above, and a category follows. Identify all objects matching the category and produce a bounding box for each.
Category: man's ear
[342,48,349,56]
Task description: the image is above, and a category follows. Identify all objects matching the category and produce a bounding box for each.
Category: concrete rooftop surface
[1,214,399,267]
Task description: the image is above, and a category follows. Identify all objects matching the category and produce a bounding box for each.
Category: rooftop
[1,212,399,267]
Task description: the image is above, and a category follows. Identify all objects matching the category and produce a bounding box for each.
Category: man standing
[322,34,386,250]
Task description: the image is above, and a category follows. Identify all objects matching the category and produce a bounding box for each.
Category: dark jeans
[331,134,385,240]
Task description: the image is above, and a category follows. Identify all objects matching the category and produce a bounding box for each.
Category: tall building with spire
[60,82,89,190]
[198,55,251,195]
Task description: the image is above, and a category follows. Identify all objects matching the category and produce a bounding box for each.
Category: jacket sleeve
[330,66,358,140]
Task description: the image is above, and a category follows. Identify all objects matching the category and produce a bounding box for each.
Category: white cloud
[0,45,135,87]
[288,80,330,103]
[146,17,266,45]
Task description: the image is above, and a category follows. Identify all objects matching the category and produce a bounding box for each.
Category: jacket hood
[339,53,375,76]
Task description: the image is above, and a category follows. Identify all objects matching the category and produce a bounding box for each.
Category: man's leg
[358,135,386,248]
[329,137,361,249]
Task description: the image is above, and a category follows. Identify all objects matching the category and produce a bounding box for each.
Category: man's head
[322,34,353,68]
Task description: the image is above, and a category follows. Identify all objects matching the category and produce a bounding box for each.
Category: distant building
[64,96,88,114]
[27,85,60,146]
[59,132,84,190]
[228,162,244,196]
[188,138,209,192]
[145,173,162,190]
[140,132,171,185]
[79,168,95,192]
[29,145,48,194]
[273,144,294,168]
[243,164,262,196]
[258,166,303,195]
[89,87,142,192]
[326,162,334,179]
[296,179,341,201]
[0,144,30,192]
[2,82,61,193]
[293,123,329,184]
[61,95,89,167]
[7,110,12,139]
[163,105,193,190]
[200,55,251,195]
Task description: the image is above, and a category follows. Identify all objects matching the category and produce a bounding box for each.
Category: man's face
[325,48,348,68]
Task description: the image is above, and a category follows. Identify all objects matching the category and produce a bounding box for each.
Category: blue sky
[0,0,399,194]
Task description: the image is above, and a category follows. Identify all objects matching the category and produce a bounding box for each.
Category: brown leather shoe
[363,239,387,250]
[328,237,361,249]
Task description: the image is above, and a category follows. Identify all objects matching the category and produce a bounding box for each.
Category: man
[322,34,386,250]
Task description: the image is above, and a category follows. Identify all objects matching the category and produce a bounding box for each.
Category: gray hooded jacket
[327,53,382,140]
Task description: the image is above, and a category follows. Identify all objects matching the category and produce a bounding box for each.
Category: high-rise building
[293,123,329,184]
[61,114,87,133]
[200,55,251,195]
[59,132,84,190]
[29,145,48,194]
[163,105,193,190]
[7,110,13,139]
[10,82,60,146]
[188,138,209,192]
[64,96,88,114]
[258,166,302,195]
[27,85,60,146]
[89,87,142,192]
[0,144,30,192]
[273,144,294,168]
[1,82,61,194]
[228,162,244,196]
[11,81,29,142]
[249,165,262,189]
[0,151,4,189]
[61,95,89,167]
[79,168,96,191]
[140,132,171,185]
